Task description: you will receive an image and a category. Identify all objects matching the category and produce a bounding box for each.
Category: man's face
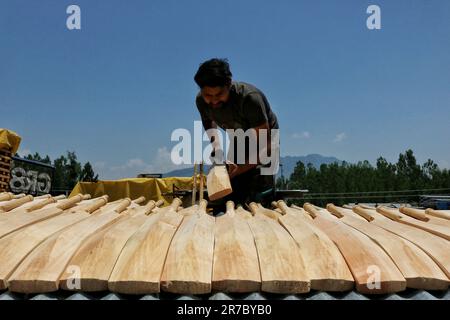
[201,85,230,108]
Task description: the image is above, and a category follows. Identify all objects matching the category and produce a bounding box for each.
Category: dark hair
[194,58,232,88]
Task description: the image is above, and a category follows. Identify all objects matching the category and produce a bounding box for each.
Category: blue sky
[1,0,449,179]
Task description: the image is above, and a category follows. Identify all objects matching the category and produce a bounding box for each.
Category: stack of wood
[0,148,12,193]
[0,194,449,295]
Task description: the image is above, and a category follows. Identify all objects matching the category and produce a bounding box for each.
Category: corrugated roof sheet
[1,289,449,300]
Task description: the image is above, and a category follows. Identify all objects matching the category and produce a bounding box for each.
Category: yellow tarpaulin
[0,129,21,154]
[69,177,198,206]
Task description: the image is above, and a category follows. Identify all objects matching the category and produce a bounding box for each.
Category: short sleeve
[243,93,269,128]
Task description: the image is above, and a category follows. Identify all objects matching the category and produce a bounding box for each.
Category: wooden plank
[7,198,127,293]
[0,167,9,174]
[160,200,215,294]
[59,201,158,292]
[330,205,449,290]
[378,207,450,241]
[275,201,354,291]
[303,204,406,294]
[426,209,450,221]
[246,204,310,294]
[0,194,85,239]
[353,207,450,279]
[212,201,261,292]
[108,199,184,294]
[0,209,92,290]
[0,160,11,167]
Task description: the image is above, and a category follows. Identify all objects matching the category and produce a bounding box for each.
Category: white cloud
[437,160,449,169]
[291,131,310,139]
[126,158,147,168]
[96,146,190,180]
[18,148,31,157]
[333,132,347,143]
[93,161,106,170]
[149,146,190,174]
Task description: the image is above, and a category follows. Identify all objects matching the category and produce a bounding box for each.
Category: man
[194,58,279,205]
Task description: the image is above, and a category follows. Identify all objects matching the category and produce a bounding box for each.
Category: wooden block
[212,201,261,292]
[334,206,449,290]
[246,205,310,294]
[108,199,183,294]
[160,200,215,294]
[276,201,354,292]
[304,204,406,294]
[7,198,124,293]
[0,167,9,174]
[0,160,11,167]
[60,201,157,292]
[206,165,232,201]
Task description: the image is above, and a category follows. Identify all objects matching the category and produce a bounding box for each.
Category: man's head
[194,58,232,108]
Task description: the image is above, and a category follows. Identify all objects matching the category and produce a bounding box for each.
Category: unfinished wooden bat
[7,197,128,293]
[246,203,310,294]
[275,201,354,292]
[330,205,449,290]
[109,199,184,294]
[59,200,159,291]
[160,200,215,294]
[303,203,406,294]
[212,201,261,292]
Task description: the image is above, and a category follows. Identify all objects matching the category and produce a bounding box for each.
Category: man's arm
[228,122,272,179]
[197,98,223,161]
[227,92,273,178]
[201,118,221,157]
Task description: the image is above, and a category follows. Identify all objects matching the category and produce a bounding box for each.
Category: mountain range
[163,154,341,178]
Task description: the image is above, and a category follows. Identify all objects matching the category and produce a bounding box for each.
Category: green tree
[24,151,99,192]
[80,162,99,182]
[287,149,450,206]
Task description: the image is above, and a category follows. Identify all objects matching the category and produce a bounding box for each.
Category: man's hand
[226,160,239,179]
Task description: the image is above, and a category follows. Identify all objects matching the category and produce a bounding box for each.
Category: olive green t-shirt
[196,81,279,131]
